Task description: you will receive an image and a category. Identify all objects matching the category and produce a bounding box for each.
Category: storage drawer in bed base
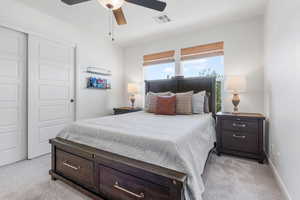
[50,138,186,200]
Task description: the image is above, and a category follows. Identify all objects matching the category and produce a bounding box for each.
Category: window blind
[143,50,175,66]
[180,42,224,61]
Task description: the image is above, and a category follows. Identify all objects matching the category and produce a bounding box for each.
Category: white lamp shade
[97,0,125,10]
[128,83,139,94]
[225,76,247,93]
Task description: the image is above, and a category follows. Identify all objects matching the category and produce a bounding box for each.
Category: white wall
[0,0,124,120]
[124,17,264,113]
[264,0,300,199]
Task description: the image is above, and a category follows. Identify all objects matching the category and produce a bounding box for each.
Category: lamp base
[130,95,135,109]
[232,93,240,113]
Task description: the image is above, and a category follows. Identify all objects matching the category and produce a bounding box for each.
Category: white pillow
[192,91,206,114]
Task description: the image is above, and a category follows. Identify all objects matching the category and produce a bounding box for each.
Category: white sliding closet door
[28,35,75,159]
[0,27,27,166]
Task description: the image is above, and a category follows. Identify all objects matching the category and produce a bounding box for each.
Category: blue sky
[144,56,224,80]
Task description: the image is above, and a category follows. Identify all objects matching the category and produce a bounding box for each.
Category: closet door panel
[28,35,75,159]
[0,27,27,166]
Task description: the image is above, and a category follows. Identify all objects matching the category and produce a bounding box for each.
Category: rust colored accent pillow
[155,95,176,115]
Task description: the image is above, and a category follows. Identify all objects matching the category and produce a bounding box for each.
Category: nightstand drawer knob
[232,123,246,128]
[232,134,246,139]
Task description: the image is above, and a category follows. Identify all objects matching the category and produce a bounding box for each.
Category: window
[143,50,175,81]
[182,56,224,78]
[180,42,224,112]
[181,56,224,112]
[142,42,224,111]
[144,62,175,81]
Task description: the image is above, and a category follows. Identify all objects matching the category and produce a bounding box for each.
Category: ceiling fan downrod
[108,9,115,42]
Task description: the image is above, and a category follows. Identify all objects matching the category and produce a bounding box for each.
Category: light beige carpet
[0,153,284,200]
[202,154,284,200]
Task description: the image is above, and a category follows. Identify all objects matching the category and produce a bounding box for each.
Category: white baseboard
[268,158,292,200]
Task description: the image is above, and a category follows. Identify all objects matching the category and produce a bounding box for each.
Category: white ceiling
[17,0,267,47]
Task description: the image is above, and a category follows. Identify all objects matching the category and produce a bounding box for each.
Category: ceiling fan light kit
[97,0,125,10]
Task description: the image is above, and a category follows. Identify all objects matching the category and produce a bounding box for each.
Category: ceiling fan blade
[61,0,91,5]
[113,8,127,25]
[125,0,166,12]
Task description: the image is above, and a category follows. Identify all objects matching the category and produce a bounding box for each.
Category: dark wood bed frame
[49,77,216,200]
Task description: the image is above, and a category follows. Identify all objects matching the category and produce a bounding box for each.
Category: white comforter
[57,111,216,200]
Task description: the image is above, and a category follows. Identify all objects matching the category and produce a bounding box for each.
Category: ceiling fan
[61,0,167,25]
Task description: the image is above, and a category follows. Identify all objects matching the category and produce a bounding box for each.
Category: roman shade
[181,42,224,61]
[143,50,175,66]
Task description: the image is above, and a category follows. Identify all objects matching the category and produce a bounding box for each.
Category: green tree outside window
[198,68,223,112]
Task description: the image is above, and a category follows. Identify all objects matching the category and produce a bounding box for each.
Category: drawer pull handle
[233,134,246,139]
[232,123,246,128]
[63,161,80,171]
[113,181,145,199]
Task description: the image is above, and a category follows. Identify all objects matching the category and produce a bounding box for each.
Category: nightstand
[113,107,142,115]
[216,112,266,163]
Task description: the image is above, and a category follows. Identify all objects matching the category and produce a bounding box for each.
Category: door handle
[70,99,75,103]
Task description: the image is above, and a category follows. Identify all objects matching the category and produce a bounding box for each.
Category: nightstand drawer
[222,119,258,132]
[222,131,258,153]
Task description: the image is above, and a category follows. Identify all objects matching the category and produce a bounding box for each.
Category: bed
[49,77,216,200]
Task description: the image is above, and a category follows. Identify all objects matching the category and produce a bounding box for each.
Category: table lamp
[127,83,139,108]
[225,76,247,113]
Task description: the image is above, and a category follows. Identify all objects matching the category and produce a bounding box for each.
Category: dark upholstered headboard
[145,77,216,115]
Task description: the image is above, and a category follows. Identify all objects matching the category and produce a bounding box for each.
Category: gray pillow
[204,94,210,113]
[192,91,206,114]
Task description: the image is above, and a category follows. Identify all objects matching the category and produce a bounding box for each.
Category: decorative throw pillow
[145,92,171,113]
[175,91,193,115]
[192,91,206,114]
[204,94,210,113]
[155,95,176,115]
